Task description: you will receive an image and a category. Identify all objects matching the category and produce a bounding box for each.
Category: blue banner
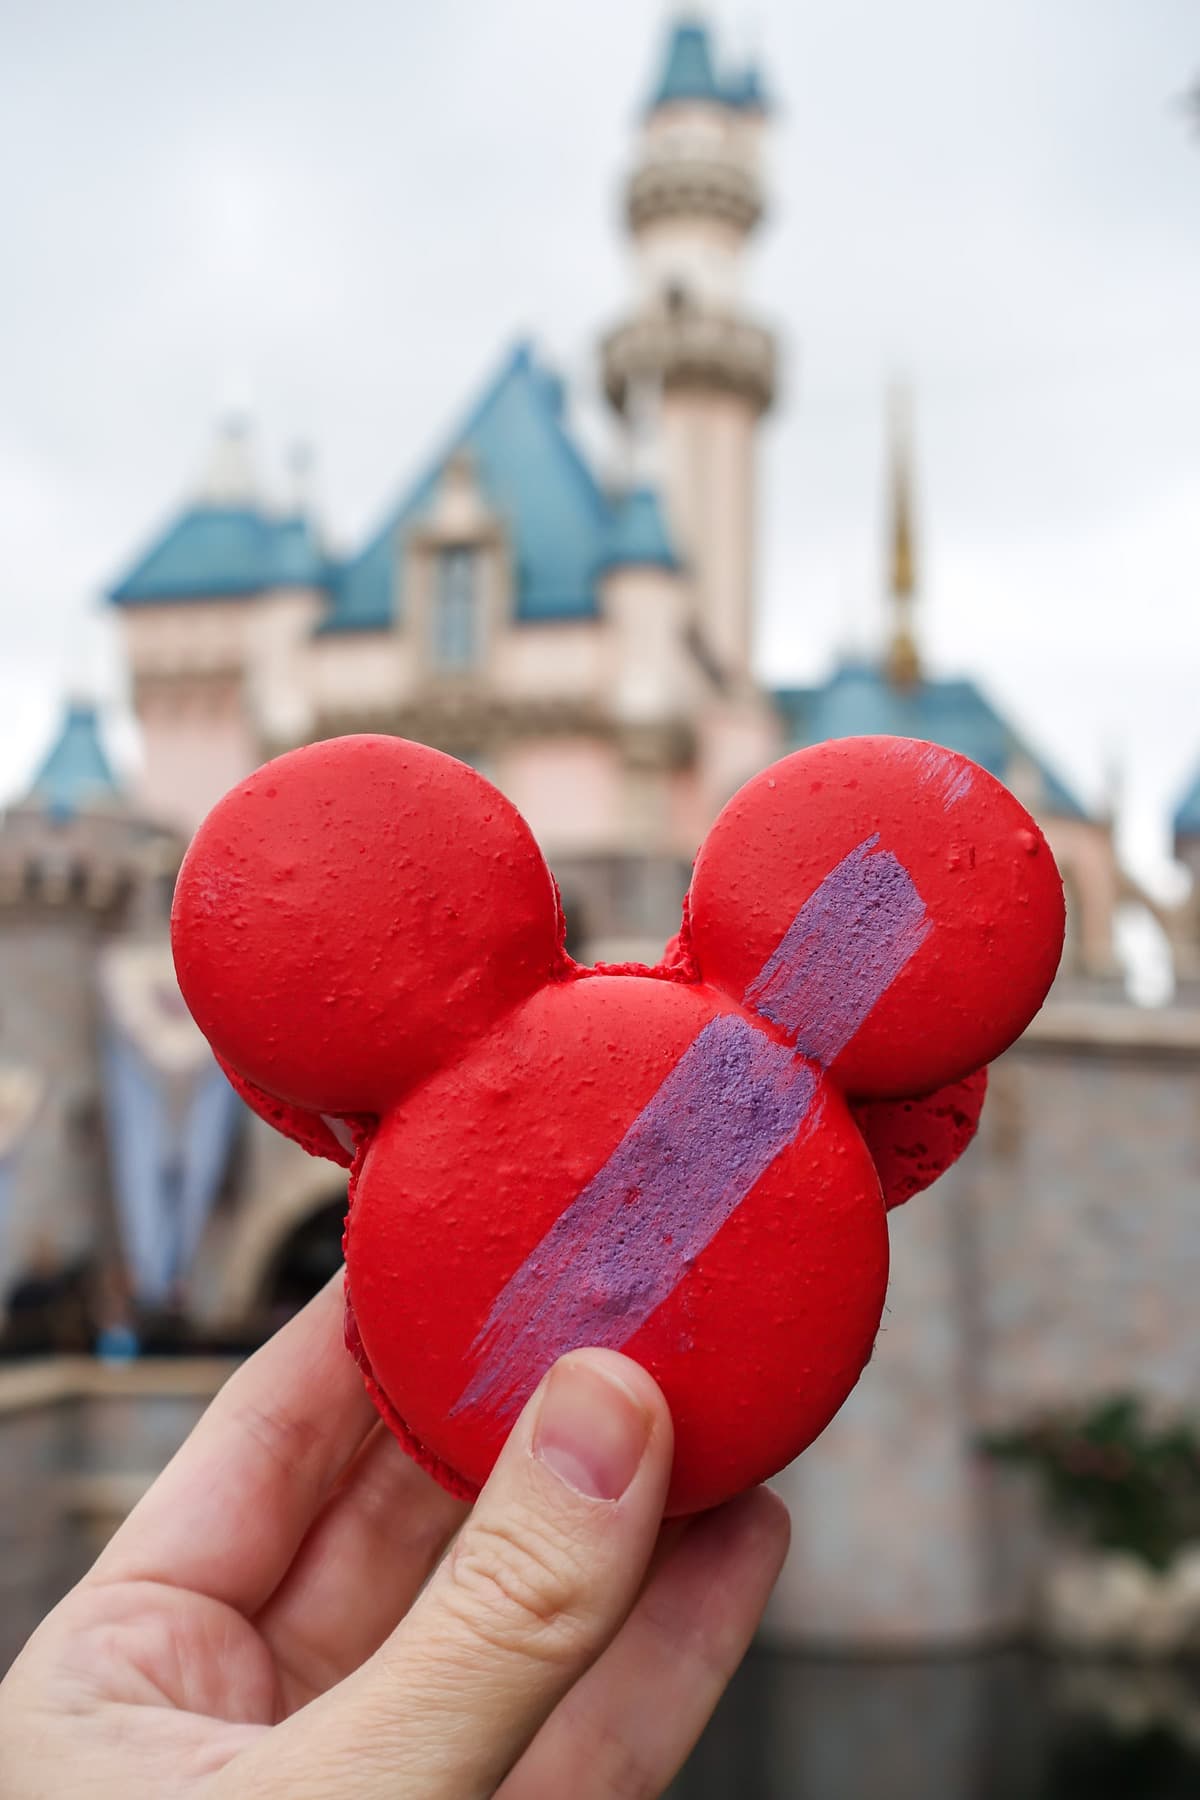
[99,943,242,1310]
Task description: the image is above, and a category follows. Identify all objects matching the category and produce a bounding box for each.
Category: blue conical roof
[727,63,767,112]
[650,20,722,108]
[26,702,122,818]
[324,342,611,632]
[599,487,681,572]
[773,661,1090,822]
[1174,762,1200,840]
[109,504,328,604]
[647,18,769,113]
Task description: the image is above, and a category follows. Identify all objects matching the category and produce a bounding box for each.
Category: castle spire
[602,10,775,683]
[286,440,316,516]
[25,698,122,819]
[199,413,258,508]
[884,387,921,688]
[647,15,720,112]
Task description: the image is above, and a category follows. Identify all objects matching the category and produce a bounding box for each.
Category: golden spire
[885,386,920,687]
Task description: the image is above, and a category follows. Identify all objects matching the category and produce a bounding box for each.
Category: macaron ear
[214,1052,359,1169]
[688,737,1064,1099]
[171,736,564,1117]
[851,1068,988,1209]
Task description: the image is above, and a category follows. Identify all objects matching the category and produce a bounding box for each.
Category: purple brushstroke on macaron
[452,1013,818,1422]
[453,834,930,1423]
[916,744,974,811]
[743,833,930,1065]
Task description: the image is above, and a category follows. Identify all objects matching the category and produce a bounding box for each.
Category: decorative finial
[1100,740,1124,828]
[884,385,920,688]
[286,441,315,515]
[199,412,258,507]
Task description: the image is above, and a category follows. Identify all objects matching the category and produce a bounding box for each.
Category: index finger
[90,1272,379,1613]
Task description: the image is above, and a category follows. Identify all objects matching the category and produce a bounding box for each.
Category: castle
[1,15,1199,1650]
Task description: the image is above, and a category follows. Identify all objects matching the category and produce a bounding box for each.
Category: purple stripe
[917,744,973,810]
[451,1013,818,1422]
[743,834,930,1065]
[452,835,932,1424]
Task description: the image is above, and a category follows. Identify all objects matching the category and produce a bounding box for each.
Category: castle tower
[601,15,776,686]
[0,703,178,1310]
[109,418,328,834]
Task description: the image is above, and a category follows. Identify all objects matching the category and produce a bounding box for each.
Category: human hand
[0,1274,788,1797]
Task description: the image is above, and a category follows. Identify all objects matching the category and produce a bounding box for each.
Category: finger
[228,1348,673,1800]
[92,1271,379,1612]
[256,1421,469,1707]
[501,1487,790,1800]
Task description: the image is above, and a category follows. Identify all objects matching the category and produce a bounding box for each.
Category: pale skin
[0,1273,789,1798]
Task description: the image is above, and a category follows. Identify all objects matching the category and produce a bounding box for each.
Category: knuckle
[599,1740,663,1800]
[547,1699,663,1800]
[442,1508,596,1667]
[226,1392,324,1479]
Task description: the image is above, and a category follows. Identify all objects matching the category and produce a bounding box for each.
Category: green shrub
[982,1396,1200,1571]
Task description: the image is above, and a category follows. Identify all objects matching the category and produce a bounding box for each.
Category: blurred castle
[1,15,1199,1651]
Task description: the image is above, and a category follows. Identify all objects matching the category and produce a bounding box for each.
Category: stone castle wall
[768,1011,1200,1649]
[0,917,110,1281]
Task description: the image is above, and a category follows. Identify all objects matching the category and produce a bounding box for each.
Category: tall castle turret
[0,703,177,1305]
[601,16,776,687]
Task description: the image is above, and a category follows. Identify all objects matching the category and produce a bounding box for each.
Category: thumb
[248,1348,674,1799]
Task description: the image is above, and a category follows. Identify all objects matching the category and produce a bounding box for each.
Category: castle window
[432,545,481,672]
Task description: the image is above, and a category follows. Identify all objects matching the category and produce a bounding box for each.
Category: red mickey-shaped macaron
[171,732,1063,1514]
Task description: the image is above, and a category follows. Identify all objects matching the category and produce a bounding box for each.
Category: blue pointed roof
[647,19,769,113]
[1174,763,1200,840]
[26,702,122,818]
[599,487,681,572]
[272,513,327,587]
[727,63,767,112]
[773,660,1089,821]
[324,342,611,632]
[109,504,329,604]
[650,20,721,108]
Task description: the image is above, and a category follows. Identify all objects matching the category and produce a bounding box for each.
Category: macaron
[172,733,1063,1513]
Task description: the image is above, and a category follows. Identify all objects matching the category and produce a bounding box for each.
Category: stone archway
[259,1200,347,1334]
[211,1156,349,1331]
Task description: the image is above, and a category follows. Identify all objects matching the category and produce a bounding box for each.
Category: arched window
[432,545,481,672]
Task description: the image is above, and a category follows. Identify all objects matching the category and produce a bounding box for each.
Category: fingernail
[533,1355,654,1501]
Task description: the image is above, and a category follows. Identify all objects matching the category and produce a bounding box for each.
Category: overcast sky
[1,0,1197,894]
